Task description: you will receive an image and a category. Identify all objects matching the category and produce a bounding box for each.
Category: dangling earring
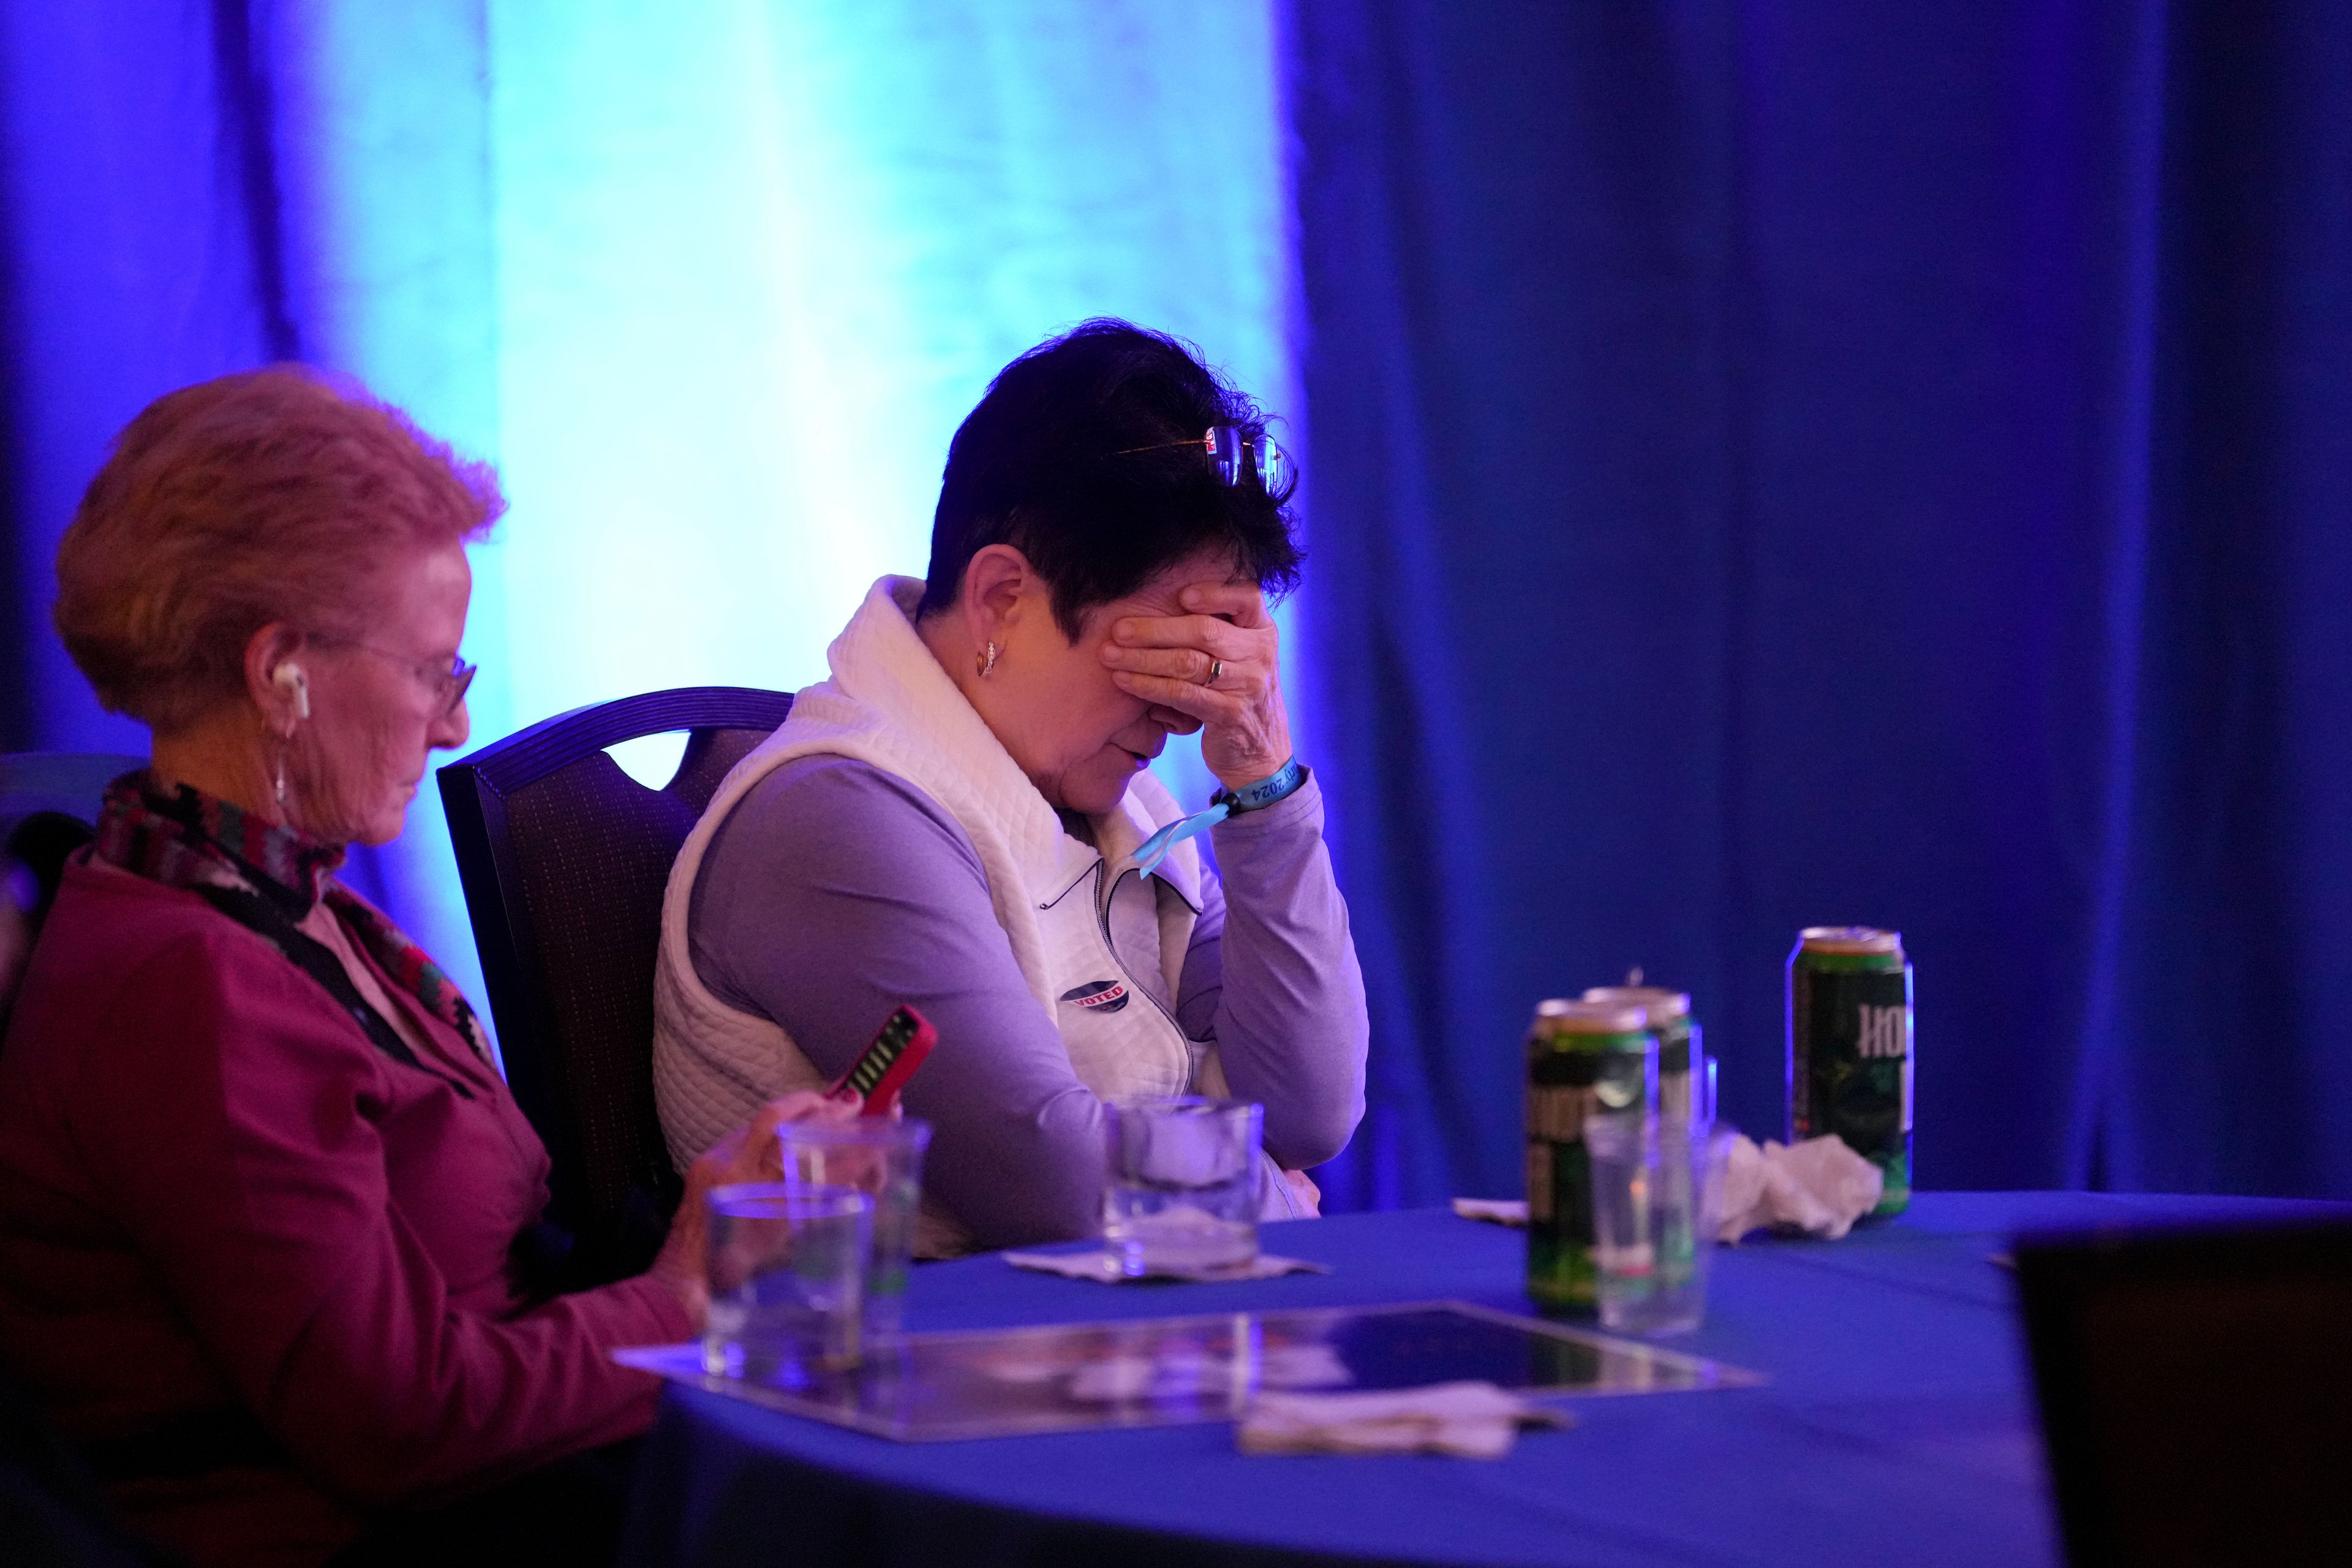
[978,640,998,679]
[272,732,290,812]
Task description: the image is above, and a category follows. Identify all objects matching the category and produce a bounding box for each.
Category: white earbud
[273,663,311,721]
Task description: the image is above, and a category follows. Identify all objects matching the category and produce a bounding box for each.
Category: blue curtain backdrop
[7,3,2349,1208]
[0,1,1295,1047]
[1290,0,2352,1207]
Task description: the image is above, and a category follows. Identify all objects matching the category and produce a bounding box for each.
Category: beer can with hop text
[1525,998,1659,1314]
[1786,926,1913,1216]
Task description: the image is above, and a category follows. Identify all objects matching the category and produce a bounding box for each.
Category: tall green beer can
[1526,999,1658,1314]
[1786,926,1913,1216]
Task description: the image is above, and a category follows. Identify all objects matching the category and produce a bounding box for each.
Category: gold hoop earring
[978,641,998,679]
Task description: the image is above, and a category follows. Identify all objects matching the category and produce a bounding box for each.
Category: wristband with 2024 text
[1212,756,1307,815]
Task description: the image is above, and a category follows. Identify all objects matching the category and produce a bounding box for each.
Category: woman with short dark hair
[0,366,843,1567]
[654,320,1368,1249]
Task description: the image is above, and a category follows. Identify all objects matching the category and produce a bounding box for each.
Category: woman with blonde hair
[0,367,839,1567]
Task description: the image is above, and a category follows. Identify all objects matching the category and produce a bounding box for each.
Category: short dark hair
[919,319,1301,637]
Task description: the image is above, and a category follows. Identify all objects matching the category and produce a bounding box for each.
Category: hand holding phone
[828,1005,936,1116]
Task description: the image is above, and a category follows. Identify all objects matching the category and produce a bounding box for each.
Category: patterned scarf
[94,771,492,1068]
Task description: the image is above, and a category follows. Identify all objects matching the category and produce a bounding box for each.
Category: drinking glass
[777,1118,931,1347]
[702,1183,870,1383]
[1102,1096,1263,1276]
[1584,1114,1735,1335]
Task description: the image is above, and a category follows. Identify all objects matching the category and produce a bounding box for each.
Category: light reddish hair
[55,366,503,731]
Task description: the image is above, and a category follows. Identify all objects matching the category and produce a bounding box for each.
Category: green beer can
[1526,998,1658,1314]
[1786,926,1913,1216]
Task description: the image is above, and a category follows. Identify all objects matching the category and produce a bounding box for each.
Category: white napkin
[1718,1133,1883,1242]
[1237,1381,1569,1459]
[1450,1197,1528,1226]
[1002,1248,1330,1283]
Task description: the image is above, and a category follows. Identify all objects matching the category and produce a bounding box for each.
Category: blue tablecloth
[620,1192,2347,1567]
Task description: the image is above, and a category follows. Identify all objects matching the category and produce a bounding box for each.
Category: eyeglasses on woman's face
[311,633,477,718]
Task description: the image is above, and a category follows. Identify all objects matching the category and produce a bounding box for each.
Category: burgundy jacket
[0,857,692,1567]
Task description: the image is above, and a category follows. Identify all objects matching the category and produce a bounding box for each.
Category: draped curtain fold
[1289,0,2352,1205]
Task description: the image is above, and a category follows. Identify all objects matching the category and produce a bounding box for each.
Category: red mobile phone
[829,1005,936,1116]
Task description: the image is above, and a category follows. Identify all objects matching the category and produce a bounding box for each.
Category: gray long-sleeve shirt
[686,756,1368,1248]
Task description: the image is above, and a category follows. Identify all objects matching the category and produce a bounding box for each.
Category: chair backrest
[437,688,791,1285]
[1,753,146,929]
[2016,1218,2352,1566]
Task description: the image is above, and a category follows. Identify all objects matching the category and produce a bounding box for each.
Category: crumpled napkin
[1003,1248,1330,1283]
[1237,1381,1569,1459]
[1718,1133,1883,1242]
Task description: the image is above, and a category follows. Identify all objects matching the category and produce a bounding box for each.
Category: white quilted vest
[651,577,1211,1250]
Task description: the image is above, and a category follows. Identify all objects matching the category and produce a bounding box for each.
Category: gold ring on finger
[1206,659,1224,685]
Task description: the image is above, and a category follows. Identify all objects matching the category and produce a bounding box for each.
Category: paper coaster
[1003,1248,1332,1284]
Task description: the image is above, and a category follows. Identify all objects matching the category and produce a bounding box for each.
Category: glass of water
[777,1118,930,1348]
[1102,1096,1264,1276]
[702,1183,870,1383]
[1584,1114,1736,1335]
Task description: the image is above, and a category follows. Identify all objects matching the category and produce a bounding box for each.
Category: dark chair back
[2016,1218,2352,1566]
[1,753,146,932]
[438,688,791,1286]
